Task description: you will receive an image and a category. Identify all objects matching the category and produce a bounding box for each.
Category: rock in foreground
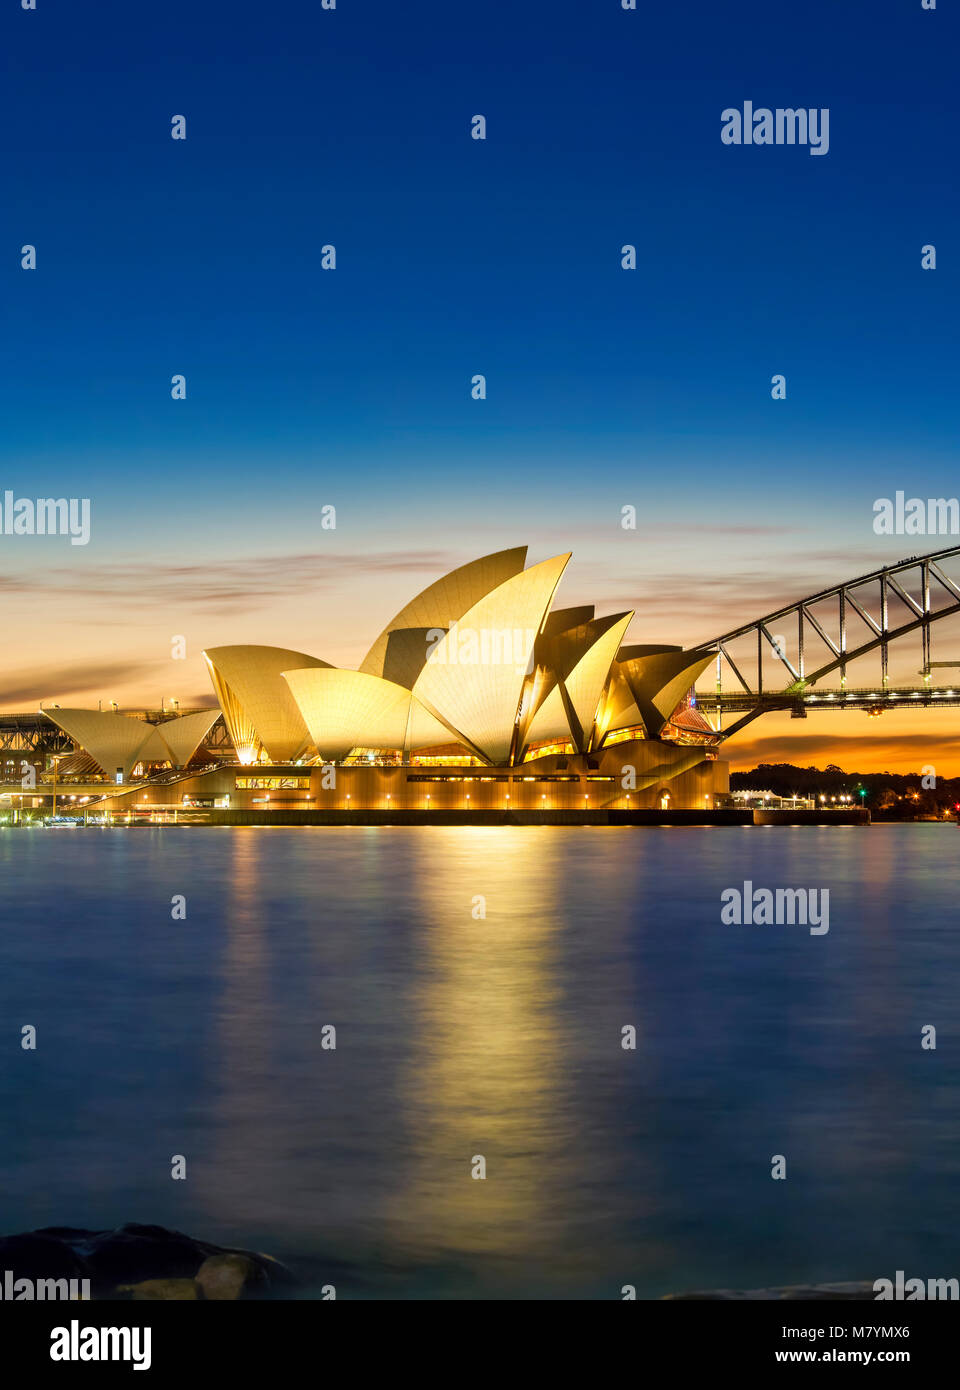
[0,1223,296,1300]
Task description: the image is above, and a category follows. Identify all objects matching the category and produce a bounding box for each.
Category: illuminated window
[521,739,575,761]
[406,774,509,783]
[600,726,646,748]
[410,753,484,767]
[235,776,310,790]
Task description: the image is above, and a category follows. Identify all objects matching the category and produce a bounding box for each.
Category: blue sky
[1,0,958,765]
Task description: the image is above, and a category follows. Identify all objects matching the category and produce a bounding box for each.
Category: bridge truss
[697,545,960,741]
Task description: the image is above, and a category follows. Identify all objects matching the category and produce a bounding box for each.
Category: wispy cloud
[0,660,163,708]
[0,549,460,616]
[587,544,919,643]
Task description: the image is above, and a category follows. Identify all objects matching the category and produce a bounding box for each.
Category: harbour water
[0,825,957,1299]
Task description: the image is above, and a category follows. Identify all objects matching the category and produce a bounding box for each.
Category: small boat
[43,816,83,828]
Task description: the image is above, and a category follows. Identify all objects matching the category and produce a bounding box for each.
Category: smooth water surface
[0,825,957,1298]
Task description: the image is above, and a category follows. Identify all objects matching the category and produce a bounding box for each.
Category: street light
[49,753,66,820]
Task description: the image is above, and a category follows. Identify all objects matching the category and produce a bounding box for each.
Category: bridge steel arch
[697,545,960,741]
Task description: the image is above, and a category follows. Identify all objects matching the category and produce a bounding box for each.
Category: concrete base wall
[118,807,751,827]
[753,808,869,826]
[95,739,731,816]
[80,807,870,827]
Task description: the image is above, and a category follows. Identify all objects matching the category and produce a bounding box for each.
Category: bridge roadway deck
[701,685,960,714]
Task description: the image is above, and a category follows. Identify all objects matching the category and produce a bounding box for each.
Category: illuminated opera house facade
[36,548,728,818]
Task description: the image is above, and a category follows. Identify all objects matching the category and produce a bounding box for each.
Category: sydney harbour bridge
[698,544,960,741]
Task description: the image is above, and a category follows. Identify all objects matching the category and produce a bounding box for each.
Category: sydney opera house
[5,549,728,819]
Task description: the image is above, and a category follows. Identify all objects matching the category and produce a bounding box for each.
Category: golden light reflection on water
[193,830,275,1229]
[385,831,568,1264]
[375,828,657,1290]
[194,827,655,1290]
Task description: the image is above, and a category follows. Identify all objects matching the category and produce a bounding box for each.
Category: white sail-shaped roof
[283,668,456,763]
[618,650,715,736]
[204,646,331,763]
[44,709,170,779]
[359,547,528,686]
[523,682,570,747]
[563,612,634,748]
[412,553,571,764]
[522,611,634,752]
[156,709,223,768]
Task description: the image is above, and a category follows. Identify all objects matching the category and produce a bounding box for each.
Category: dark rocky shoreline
[0,1223,297,1300]
[0,1224,882,1300]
